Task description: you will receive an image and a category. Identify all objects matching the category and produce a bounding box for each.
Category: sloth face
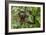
[18,12,28,22]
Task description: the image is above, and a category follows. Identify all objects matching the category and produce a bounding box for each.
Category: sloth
[18,11,33,24]
[18,12,27,22]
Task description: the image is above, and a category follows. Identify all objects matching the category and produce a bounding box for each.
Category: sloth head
[18,11,28,22]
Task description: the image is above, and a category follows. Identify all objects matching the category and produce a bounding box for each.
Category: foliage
[11,6,40,29]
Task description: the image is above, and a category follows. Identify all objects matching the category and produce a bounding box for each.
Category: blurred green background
[11,6,41,29]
